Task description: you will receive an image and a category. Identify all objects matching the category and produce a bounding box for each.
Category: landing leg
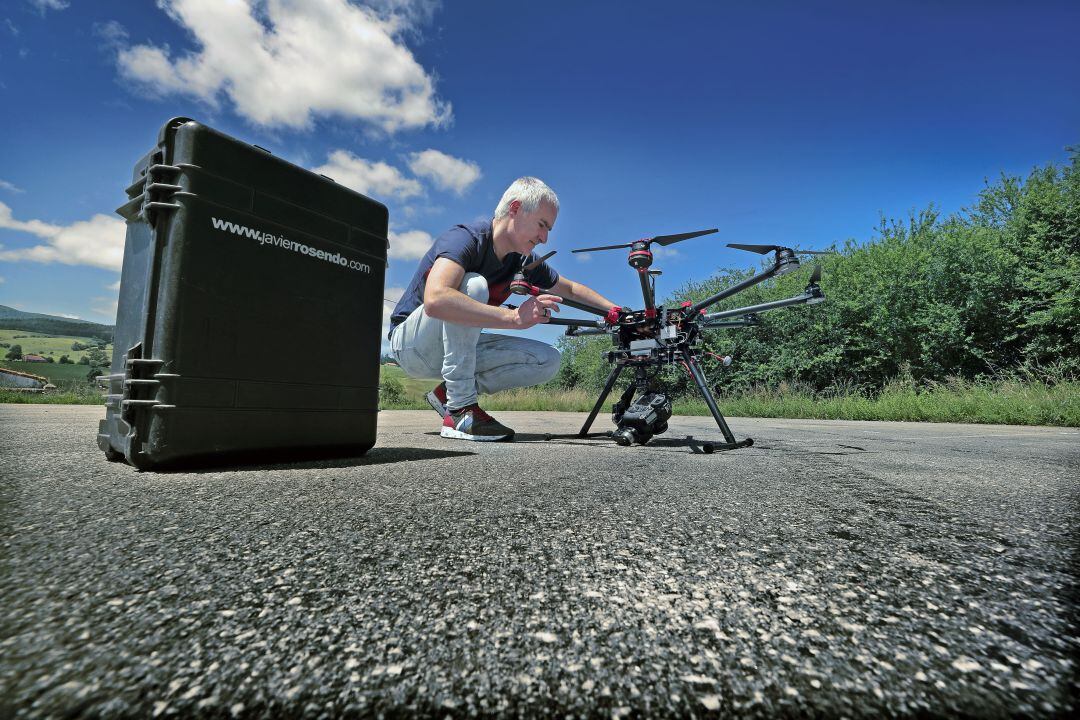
[579,364,624,436]
[681,350,753,450]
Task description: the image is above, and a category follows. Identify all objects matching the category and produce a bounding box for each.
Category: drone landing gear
[577,357,753,451]
[680,350,754,451]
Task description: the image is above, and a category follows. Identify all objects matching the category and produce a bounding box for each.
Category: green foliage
[5,344,23,361]
[558,154,1080,395]
[59,355,72,364]
[85,347,110,367]
[71,341,89,351]
[78,356,90,365]
[379,375,407,406]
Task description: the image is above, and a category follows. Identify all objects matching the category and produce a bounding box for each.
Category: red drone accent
[606,306,622,324]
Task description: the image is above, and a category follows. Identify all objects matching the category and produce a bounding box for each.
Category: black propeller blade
[808,265,822,284]
[572,228,719,253]
[523,250,556,272]
[571,241,635,253]
[727,242,832,255]
[726,243,777,255]
[652,228,718,246]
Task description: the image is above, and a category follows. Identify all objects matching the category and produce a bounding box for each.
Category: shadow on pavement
[144,446,476,473]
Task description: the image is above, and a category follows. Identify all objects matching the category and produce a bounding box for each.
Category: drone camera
[612,392,672,445]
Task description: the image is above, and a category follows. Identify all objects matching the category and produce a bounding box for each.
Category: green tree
[86,347,109,367]
[4,344,22,361]
[59,355,73,364]
[379,376,406,406]
[555,152,1080,394]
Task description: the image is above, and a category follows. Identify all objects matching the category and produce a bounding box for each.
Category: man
[389,177,617,441]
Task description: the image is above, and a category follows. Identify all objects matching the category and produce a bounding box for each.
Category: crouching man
[388,177,617,441]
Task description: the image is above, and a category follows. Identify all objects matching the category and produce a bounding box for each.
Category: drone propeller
[652,228,719,246]
[572,228,718,254]
[727,243,832,255]
[808,264,822,284]
[522,250,556,272]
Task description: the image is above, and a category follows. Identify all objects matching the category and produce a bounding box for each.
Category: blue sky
[1,0,1077,350]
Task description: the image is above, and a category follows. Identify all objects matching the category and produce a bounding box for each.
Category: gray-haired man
[388,177,617,441]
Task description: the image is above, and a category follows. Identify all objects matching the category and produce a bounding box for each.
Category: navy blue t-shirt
[389,218,560,337]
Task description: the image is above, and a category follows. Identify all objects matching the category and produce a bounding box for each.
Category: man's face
[507,200,557,256]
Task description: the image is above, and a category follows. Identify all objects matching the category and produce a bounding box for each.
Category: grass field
[379,365,1080,427]
[0,329,112,364]
[3,360,1076,426]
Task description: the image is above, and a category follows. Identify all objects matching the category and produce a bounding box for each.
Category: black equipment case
[98,117,388,469]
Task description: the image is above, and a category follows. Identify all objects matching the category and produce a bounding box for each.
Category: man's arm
[424,257,561,330]
[548,276,618,313]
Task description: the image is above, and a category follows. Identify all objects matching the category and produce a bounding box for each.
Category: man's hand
[513,294,562,328]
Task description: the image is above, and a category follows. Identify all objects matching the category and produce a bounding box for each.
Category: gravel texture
[1,406,1077,718]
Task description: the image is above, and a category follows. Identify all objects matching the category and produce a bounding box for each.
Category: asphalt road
[1,405,1077,718]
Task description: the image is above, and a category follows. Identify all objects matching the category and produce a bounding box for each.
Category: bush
[379,376,406,406]
[59,355,73,364]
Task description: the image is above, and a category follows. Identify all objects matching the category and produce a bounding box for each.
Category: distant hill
[0,305,114,342]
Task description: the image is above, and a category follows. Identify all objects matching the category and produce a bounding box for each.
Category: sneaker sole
[440,426,513,441]
[425,391,448,418]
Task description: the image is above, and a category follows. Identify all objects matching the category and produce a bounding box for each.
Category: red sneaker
[426,381,448,417]
[440,404,515,441]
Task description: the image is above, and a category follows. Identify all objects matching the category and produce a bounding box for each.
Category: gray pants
[388,273,561,410]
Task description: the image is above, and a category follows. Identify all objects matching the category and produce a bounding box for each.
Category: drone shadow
[514,432,733,454]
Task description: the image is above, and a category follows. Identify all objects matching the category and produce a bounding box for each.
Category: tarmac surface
[1,405,1078,718]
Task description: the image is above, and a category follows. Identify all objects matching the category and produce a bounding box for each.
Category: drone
[508,229,827,450]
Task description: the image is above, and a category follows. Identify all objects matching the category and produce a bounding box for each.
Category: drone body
[509,229,827,450]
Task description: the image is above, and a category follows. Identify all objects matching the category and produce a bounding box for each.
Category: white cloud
[107,280,122,291]
[313,150,421,200]
[0,179,25,194]
[382,285,405,339]
[407,149,481,195]
[91,297,119,322]
[650,246,681,260]
[113,0,451,132]
[0,276,5,283]
[387,229,432,260]
[28,0,69,15]
[0,201,126,272]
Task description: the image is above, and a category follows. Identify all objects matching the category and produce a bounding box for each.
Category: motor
[611,392,672,446]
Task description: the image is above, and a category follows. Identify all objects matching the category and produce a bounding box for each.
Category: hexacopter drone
[508,229,827,450]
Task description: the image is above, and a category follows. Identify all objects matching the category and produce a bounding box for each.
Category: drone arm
[698,317,759,329]
[563,326,609,336]
[637,269,655,315]
[545,317,607,328]
[547,276,617,318]
[701,289,822,321]
[689,262,782,314]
